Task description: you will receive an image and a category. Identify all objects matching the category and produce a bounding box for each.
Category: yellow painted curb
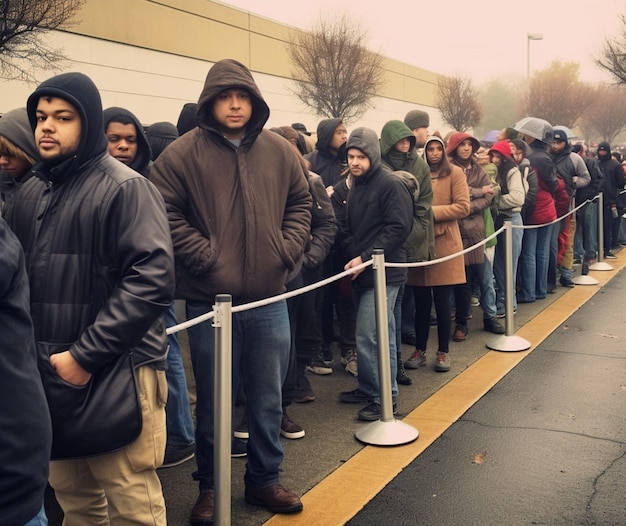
[266,255,624,526]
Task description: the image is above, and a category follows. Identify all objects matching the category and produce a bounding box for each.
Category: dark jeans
[186,300,290,490]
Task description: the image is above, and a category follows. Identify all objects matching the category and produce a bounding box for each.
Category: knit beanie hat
[404,110,430,130]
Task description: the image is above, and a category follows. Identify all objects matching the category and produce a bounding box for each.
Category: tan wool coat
[408,164,470,286]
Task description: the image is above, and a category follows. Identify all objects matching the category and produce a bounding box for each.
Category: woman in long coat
[404,135,469,373]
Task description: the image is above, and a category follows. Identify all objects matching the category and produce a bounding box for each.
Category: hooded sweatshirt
[380,119,434,262]
[150,59,312,303]
[304,117,347,187]
[25,72,109,184]
[551,141,591,198]
[597,141,625,206]
[0,107,39,215]
[342,127,413,290]
[103,106,152,177]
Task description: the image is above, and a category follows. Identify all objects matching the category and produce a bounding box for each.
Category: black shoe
[559,277,575,288]
[483,317,505,334]
[231,437,247,458]
[339,388,371,404]
[160,443,195,468]
[605,251,617,259]
[357,402,397,421]
[396,359,412,385]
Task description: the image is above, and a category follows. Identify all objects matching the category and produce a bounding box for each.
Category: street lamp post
[527,33,543,80]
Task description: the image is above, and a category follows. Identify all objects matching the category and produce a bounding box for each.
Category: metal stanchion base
[572,275,599,285]
[589,261,613,271]
[355,419,419,446]
[486,334,531,352]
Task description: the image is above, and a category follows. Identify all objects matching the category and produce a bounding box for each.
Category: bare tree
[595,13,626,83]
[583,85,626,143]
[0,0,84,82]
[287,13,385,123]
[435,75,482,132]
[520,61,595,127]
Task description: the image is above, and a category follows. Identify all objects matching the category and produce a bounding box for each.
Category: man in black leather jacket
[5,72,174,525]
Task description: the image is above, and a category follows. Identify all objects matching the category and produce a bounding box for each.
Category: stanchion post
[486,220,531,352]
[503,219,515,337]
[597,192,605,262]
[355,249,418,446]
[213,294,232,526]
[372,250,394,422]
[590,193,613,271]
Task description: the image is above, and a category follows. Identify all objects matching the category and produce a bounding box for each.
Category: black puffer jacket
[7,72,175,371]
[6,73,174,458]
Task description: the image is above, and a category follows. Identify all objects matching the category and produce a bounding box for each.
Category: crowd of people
[1,60,625,526]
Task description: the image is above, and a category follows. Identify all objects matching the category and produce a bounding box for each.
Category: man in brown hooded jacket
[150,59,311,524]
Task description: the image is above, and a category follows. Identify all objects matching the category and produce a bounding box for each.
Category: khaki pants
[562,211,576,270]
[49,366,168,526]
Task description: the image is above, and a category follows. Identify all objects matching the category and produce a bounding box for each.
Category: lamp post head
[528,33,544,41]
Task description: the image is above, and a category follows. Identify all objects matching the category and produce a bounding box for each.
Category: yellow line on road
[266,256,624,526]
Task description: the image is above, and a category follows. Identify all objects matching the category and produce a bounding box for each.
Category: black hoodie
[26,71,108,184]
[597,141,625,206]
[304,117,347,187]
[342,127,413,290]
[103,106,153,177]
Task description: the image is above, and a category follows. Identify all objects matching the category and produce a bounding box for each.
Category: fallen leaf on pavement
[472,451,487,464]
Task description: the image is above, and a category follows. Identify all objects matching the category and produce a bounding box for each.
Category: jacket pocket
[38,342,142,460]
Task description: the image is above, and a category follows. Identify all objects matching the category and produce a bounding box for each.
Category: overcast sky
[221,0,624,85]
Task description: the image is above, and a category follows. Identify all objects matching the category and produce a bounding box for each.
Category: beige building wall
[1,0,443,132]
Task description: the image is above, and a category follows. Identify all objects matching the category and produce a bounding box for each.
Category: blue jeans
[493,212,523,310]
[23,505,47,526]
[165,303,195,447]
[475,259,497,319]
[575,201,598,261]
[186,300,290,490]
[354,285,400,403]
[518,223,554,302]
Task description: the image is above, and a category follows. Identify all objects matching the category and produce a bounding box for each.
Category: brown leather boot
[190,490,214,525]
[245,483,303,513]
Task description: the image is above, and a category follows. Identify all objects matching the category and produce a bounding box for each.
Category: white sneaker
[342,349,358,376]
